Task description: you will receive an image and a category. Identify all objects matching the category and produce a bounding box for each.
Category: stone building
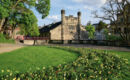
[39,10,88,43]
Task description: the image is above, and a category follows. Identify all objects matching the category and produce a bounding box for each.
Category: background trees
[94,0,130,44]
[96,21,108,31]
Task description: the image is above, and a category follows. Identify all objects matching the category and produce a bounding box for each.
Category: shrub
[0,47,129,80]
[0,33,15,43]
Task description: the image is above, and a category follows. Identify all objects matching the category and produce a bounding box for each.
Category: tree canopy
[0,0,50,37]
[20,10,39,36]
[96,21,107,31]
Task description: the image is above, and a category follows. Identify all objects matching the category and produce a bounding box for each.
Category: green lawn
[108,50,130,63]
[0,46,78,75]
[87,48,130,64]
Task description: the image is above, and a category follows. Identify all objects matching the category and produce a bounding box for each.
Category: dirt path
[0,43,24,54]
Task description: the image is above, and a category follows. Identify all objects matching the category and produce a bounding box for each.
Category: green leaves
[86,25,95,39]
[0,6,9,19]
[19,10,39,36]
[36,0,50,19]
[0,0,50,37]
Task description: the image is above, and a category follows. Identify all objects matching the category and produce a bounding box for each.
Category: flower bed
[0,47,129,80]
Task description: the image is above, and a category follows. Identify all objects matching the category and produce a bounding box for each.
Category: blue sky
[33,0,107,26]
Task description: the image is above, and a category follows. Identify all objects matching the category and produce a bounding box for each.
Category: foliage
[86,25,95,39]
[0,6,9,19]
[0,47,129,80]
[0,33,15,43]
[19,11,39,36]
[104,29,122,41]
[97,21,107,31]
[0,0,50,37]
[36,0,50,19]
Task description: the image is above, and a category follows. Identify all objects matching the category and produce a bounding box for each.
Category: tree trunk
[33,40,36,45]
[0,19,5,32]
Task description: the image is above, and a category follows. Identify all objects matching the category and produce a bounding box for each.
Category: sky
[33,0,108,27]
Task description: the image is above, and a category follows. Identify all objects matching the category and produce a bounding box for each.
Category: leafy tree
[20,11,39,36]
[97,21,107,31]
[0,0,50,38]
[86,25,96,40]
[19,10,40,45]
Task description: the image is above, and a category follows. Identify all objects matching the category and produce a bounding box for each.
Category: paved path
[0,43,24,54]
[0,43,130,54]
[49,44,130,52]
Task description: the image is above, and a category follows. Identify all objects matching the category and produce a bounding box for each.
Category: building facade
[40,10,88,43]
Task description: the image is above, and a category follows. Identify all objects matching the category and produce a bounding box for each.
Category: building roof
[39,21,62,33]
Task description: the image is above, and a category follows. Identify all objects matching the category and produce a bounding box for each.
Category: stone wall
[50,25,62,40]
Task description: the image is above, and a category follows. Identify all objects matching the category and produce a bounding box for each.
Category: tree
[19,10,40,45]
[0,0,50,38]
[93,0,130,44]
[97,21,108,31]
[20,11,39,36]
[86,25,96,40]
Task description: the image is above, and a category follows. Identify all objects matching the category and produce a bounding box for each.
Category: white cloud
[73,0,107,7]
[47,15,60,21]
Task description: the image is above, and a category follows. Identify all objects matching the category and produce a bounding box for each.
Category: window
[69,26,75,30]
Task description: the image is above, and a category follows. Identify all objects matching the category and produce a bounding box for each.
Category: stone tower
[61,9,65,41]
[77,11,81,40]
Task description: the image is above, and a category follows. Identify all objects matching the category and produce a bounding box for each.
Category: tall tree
[19,10,40,45]
[0,0,50,37]
[93,0,130,44]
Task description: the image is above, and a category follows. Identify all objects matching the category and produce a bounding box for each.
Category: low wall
[23,40,129,46]
[24,40,49,45]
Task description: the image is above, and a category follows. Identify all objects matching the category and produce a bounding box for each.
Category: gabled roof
[39,21,61,33]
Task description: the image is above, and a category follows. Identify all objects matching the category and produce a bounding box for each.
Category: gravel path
[0,43,24,54]
[0,43,130,54]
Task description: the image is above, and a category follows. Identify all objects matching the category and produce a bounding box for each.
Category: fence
[24,37,50,40]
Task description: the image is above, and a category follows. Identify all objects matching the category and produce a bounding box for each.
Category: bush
[0,47,129,80]
[106,35,122,41]
[0,33,15,43]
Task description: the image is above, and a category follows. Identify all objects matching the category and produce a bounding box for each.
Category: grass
[96,49,130,64]
[85,48,130,64]
[0,46,78,75]
[0,46,129,79]
[0,39,15,43]
[108,50,130,63]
